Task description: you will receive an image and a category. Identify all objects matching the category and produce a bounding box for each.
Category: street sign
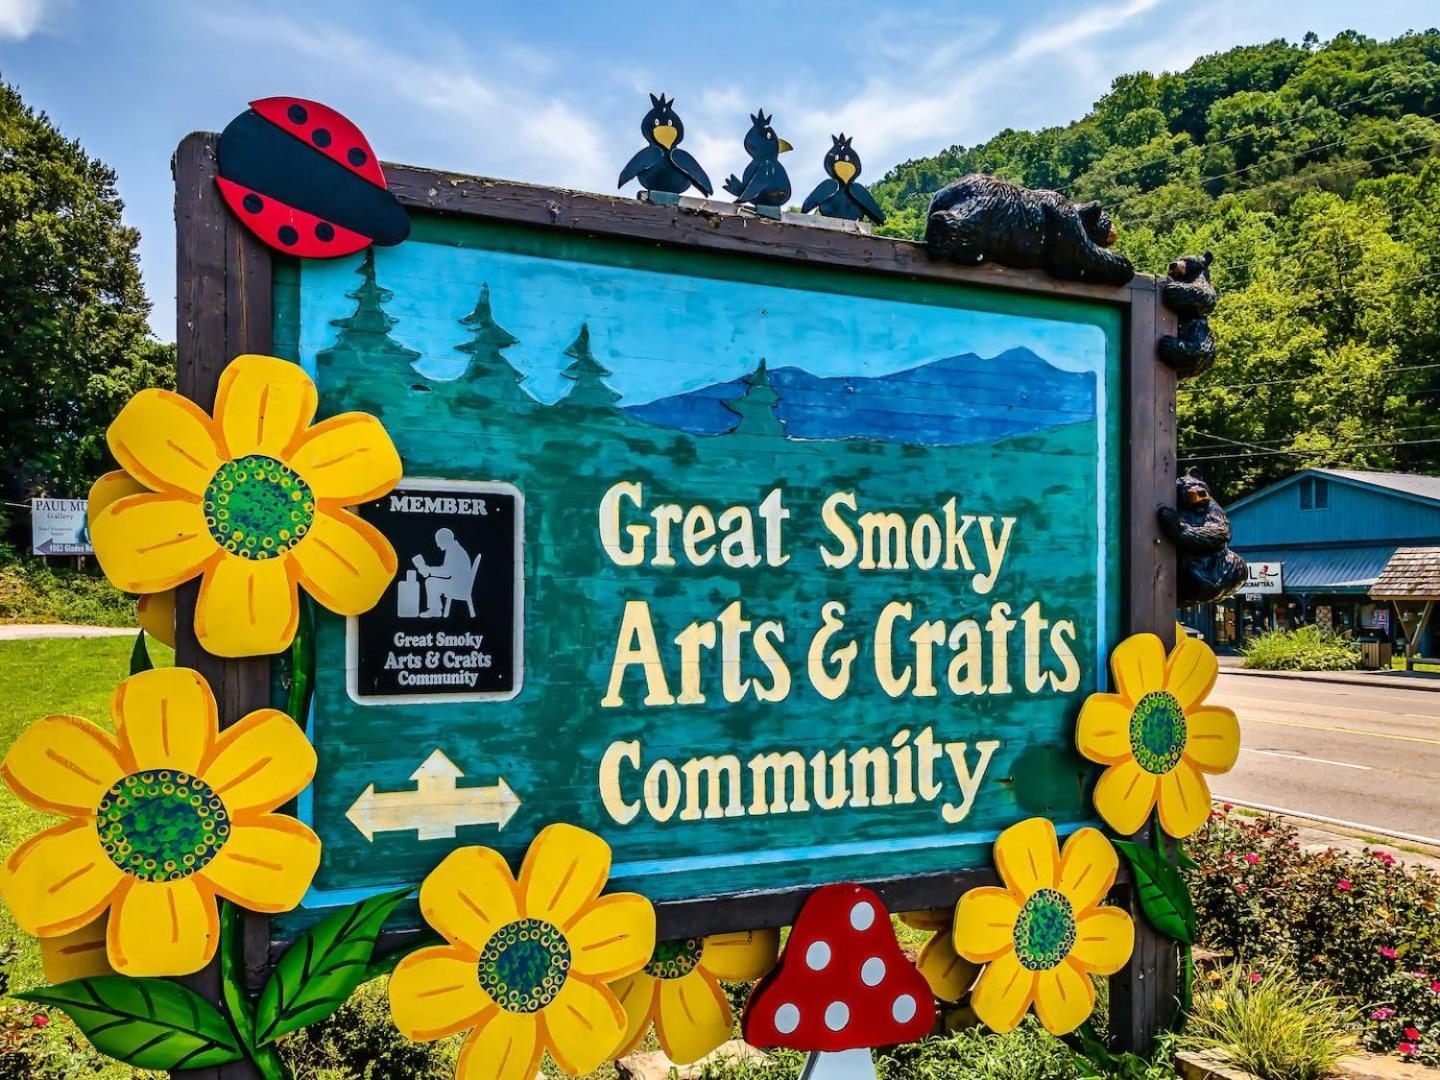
[29,498,92,555]
[279,212,1124,922]
[1244,560,1283,595]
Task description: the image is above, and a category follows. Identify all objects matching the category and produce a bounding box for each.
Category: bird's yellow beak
[833,160,856,183]
[777,137,793,153]
[654,124,677,149]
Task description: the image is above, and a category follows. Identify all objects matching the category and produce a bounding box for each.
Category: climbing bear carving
[1158,470,1248,606]
[1158,252,1219,378]
[924,174,1135,285]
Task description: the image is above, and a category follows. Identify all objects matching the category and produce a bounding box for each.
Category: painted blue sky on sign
[294,242,1107,410]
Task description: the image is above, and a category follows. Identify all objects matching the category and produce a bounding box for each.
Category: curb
[1179,1050,1440,1080]
[1218,666,1440,693]
[1218,804,1440,862]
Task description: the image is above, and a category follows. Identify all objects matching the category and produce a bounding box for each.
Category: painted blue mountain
[624,347,1097,447]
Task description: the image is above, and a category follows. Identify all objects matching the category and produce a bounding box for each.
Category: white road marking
[1239,747,1371,771]
[1216,798,1440,850]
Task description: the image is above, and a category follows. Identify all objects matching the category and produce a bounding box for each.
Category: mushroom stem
[799,1048,877,1080]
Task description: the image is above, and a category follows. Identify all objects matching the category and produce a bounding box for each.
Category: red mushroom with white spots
[743,883,934,1078]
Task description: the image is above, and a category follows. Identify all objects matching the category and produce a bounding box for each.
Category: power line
[1179,435,1440,463]
[1178,361,1440,392]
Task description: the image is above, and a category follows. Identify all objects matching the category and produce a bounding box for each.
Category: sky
[1,0,1437,341]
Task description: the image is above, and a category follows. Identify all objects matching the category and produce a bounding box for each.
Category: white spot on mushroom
[892,994,917,1024]
[775,1003,800,1034]
[861,956,886,986]
[849,900,875,931]
[824,1001,850,1031]
[806,940,831,971]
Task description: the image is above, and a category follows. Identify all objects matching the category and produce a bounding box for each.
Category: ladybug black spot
[242,193,263,214]
[287,104,308,124]
[278,225,300,246]
[315,222,335,242]
[312,128,332,148]
[348,147,368,167]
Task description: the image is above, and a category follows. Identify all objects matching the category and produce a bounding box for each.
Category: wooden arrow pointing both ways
[346,749,522,842]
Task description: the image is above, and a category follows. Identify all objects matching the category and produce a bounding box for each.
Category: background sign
[1244,560,1283,595]
[279,215,1123,920]
[30,498,91,555]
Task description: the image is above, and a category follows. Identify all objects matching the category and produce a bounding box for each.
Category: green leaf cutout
[218,901,291,1080]
[129,629,152,675]
[18,977,244,1070]
[254,885,412,1046]
[1113,838,1198,944]
[286,597,315,724]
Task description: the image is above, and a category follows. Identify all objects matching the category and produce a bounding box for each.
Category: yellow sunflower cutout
[0,667,321,977]
[89,470,176,648]
[1076,631,1240,838]
[900,909,982,1005]
[953,818,1134,1036]
[389,824,655,1079]
[90,353,402,658]
[612,928,779,1064]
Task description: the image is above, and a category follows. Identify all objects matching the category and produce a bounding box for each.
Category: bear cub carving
[1158,470,1248,606]
[925,174,1135,285]
[1158,253,1218,378]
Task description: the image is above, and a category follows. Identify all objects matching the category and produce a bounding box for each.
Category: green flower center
[645,937,703,980]
[1013,888,1076,971]
[203,455,315,560]
[96,771,230,882]
[1129,690,1188,775]
[477,918,571,1013]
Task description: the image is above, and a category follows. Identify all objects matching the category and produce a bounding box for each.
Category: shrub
[1181,963,1357,1080]
[276,977,458,1079]
[1240,625,1360,671]
[0,554,134,627]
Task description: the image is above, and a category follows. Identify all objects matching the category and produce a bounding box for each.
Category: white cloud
[0,0,52,41]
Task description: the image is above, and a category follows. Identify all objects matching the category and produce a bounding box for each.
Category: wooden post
[172,131,272,1080]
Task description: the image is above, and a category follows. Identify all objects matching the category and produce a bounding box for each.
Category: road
[1209,672,1440,844]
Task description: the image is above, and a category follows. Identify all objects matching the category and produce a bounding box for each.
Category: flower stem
[219,901,291,1080]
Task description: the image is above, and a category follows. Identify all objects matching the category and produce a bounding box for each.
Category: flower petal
[969,950,1036,1034]
[107,388,223,497]
[106,878,218,976]
[0,820,123,936]
[201,814,320,913]
[1110,633,1166,705]
[1075,693,1134,766]
[137,591,177,649]
[1,714,126,814]
[567,893,655,981]
[656,970,732,1065]
[1057,828,1119,914]
[1070,907,1135,976]
[1166,634,1218,712]
[699,928,780,982]
[898,908,952,932]
[91,493,216,594]
[1033,960,1096,1036]
[214,354,318,458]
[521,823,611,929]
[456,1010,542,1080]
[994,817,1059,898]
[289,412,402,504]
[39,915,115,983]
[112,667,217,776]
[88,470,146,516]
[202,708,316,814]
[1157,760,1212,839]
[1092,760,1158,837]
[917,930,981,1003]
[540,977,625,1076]
[611,972,658,1058]
[419,846,520,952]
[291,510,397,616]
[1185,707,1241,774]
[194,554,299,658]
[953,886,1022,963]
[389,944,493,1041]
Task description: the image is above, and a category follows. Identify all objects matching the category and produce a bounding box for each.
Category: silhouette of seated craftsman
[411,528,480,618]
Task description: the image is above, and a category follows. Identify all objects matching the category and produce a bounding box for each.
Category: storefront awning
[1370,547,1440,601]
[1235,545,1398,594]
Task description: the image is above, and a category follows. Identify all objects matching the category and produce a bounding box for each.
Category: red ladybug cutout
[216,96,410,259]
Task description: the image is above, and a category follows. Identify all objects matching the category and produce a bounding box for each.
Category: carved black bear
[925,174,1135,285]
[1157,470,1248,606]
[1158,253,1218,378]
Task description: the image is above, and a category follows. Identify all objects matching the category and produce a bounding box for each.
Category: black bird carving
[723,109,793,207]
[618,93,713,197]
[802,134,885,224]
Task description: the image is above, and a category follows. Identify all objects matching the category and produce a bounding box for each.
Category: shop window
[1299,476,1329,510]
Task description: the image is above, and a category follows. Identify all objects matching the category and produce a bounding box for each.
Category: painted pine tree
[316,250,421,413]
[454,283,530,406]
[555,324,622,410]
[725,358,785,436]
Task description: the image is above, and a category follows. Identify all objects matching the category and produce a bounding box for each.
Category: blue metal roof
[1233,545,1399,594]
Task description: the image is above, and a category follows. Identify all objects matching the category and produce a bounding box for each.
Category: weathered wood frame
[172,131,1179,1073]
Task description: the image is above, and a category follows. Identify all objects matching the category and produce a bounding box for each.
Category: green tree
[555,324,621,410]
[454,283,529,406]
[725,359,784,437]
[0,78,172,537]
[316,250,420,413]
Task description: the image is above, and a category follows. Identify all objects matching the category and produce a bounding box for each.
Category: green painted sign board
[270,208,1125,927]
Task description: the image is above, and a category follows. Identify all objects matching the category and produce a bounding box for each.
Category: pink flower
[1223,803,1234,812]
[1406,1027,1422,1042]
[1400,1042,1418,1055]
[1373,1008,1397,1020]
[1248,972,1263,985]
[1338,880,1353,891]
[1380,946,1400,959]
[30,1015,47,1028]
[1235,883,1249,894]
[1243,853,1260,865]
[1430,982,1440,994]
